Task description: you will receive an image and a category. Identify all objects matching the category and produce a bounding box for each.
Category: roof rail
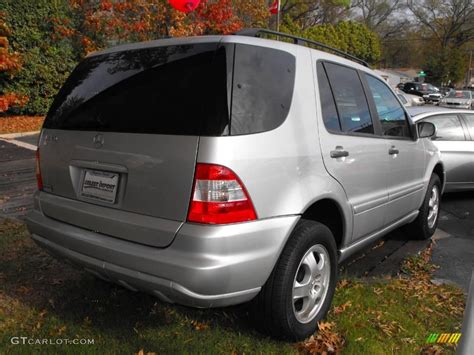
[234,28,369,68]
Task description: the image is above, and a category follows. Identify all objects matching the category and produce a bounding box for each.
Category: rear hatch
[38,37,296,247]
[39,40,231,247]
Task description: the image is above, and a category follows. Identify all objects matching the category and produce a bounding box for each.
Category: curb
[0,131,40,139]
[0,137,37,151]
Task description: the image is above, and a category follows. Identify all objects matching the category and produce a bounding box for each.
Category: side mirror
[418,121,436,138]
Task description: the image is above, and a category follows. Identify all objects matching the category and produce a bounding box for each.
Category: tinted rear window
[44,43,295,136]
[231,44,295,135]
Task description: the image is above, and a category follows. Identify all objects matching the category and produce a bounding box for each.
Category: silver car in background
[439,90,474,110]
[408,107,474,191]
[26,29,444,341]
[396,90,425,107]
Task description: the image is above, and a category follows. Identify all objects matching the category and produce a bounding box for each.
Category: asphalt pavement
[15,134,39,146]
[1,134,473,290]
[432,193,474,291]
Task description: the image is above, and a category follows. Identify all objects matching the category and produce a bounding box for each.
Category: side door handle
[389,146,399,155]
[330,147,349,158]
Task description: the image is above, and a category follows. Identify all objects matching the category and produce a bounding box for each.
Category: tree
[280,0,351,29]
[68,0,258,54]
[350,0,406,39]
[407,0,473,84]
[407,0,474,48]
[423,47,467,85]
[0,0,78,115]
[282,19,381,63]
[0,13,26,113]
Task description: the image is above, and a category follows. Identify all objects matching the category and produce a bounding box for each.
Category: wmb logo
[426,333,462,344]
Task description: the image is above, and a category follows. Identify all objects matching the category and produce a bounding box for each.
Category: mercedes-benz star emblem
[93,133,104,148]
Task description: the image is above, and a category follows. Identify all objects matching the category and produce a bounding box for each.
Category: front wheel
[251,220,338,340]
[406,174,441,240]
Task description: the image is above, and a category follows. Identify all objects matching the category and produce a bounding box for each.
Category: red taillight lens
[35,148,43,191]
[187,163,257,224]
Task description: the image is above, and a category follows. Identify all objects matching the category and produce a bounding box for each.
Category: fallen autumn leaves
[0,116,44,134]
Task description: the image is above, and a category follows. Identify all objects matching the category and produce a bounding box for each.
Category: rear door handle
[389,147,399,155]
[330,148,349,158]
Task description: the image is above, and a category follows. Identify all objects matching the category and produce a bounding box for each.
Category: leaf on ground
[297,322,344,354]
[373,287,383,295]
[371,241,384,250]
[333,301,352,315]
[135,350,156,355]
[190,320,209,331]
[421,344,444,355]
[336,279,350,289]
[0,116,44,134]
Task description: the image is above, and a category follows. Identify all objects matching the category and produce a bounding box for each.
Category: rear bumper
[26,194,299,308]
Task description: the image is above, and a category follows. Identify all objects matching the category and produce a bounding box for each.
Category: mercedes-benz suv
[26,29,444,340]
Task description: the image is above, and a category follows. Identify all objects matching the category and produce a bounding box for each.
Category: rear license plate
[81,170,119,203]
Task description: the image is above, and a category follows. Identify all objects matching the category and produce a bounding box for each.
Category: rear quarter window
[230,44,296,135]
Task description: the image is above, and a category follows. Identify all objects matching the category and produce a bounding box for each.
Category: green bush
[0,0,79,115]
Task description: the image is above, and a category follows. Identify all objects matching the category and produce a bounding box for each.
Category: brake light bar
[35,148,43,191]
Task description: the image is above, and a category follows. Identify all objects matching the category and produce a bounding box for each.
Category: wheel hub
[292,244,331,324]
[427,185,440,229]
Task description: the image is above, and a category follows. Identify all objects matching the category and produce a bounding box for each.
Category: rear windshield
[44,43,296,136]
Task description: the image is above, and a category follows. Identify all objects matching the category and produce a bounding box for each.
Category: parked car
[26,29,444,341]
[396,90,425,107]
[408,106,474,191]
[439,90,474,110]
[396,82,405,90]
[403,82,442,103]
[439,86,455,97]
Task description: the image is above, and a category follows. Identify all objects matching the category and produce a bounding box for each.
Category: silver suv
[26,29,444,340]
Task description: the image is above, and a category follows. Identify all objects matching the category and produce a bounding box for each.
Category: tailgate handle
[330,147,349,159]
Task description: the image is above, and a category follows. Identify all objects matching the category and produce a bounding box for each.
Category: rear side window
[316,62,340,132]
[365,74,411,138]
[44,43,295,136]
[323,62,374,134]
[231,44,295,135]
[422,115,465,141]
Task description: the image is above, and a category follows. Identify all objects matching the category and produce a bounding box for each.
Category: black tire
[251,219,338,341]
[406,174,441,240]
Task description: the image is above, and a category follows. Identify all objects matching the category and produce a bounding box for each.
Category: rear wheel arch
[300,198,346,250]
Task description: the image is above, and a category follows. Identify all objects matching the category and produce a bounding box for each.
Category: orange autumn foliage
[0,13,27,113]
[64,0,269,55]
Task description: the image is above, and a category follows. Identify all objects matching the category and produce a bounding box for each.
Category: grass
[0,219,466,354]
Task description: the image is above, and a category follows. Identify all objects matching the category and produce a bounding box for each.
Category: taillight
[35,148,43,191]
[187,163,257,224]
